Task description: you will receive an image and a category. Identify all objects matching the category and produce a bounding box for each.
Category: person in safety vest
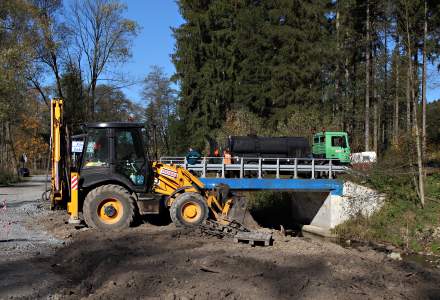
[223,149,231,165]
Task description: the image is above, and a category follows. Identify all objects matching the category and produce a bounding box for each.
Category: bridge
[159,156,349,179]
[159,156,361,235]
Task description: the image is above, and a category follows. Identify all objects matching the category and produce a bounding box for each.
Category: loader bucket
[226,193,248,225]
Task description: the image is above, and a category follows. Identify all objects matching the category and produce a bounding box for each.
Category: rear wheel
[169,192,209,227]
[83,184,136,230]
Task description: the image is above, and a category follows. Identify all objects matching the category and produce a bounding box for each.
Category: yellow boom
[50,98,63,208]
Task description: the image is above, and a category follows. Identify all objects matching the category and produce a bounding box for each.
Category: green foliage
[173,0,337,148]
[61,63,87,128]
[173,0,440,155]
[426,100,440,145]
[335,165,440,254]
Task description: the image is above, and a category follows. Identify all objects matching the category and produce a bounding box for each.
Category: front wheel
[169,192,209,227]
[83,184,136,230]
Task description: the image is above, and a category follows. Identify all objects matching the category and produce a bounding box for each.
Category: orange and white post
[68,172,81,224]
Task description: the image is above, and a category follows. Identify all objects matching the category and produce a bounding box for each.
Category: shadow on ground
[2,226,440,300]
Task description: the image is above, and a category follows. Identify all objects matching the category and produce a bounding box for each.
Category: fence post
[240,158,244,178]
[276,158,280,179]
[202,157,206,178]
[294,158,298,179]
[258,158,262,178]
[221,157,225,178]
[311,159,315,179]
[328,160,332,179]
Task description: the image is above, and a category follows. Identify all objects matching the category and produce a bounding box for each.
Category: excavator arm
[152,162,247,227]
[152,161,204,198]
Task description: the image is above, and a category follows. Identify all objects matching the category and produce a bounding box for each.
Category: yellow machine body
[50,98,63,208]
[67,172,80,223]
[152,162,235,225]
[152,162,204,199]
[49,99,241,228]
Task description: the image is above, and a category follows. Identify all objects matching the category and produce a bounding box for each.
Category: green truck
[228,131,351,164]
[312,131,351,164]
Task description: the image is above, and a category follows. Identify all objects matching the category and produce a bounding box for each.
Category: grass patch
[335,167,440,254]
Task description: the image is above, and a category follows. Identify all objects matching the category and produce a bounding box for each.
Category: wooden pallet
[234,231,272,246]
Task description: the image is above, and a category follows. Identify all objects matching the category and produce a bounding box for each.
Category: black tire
[83,184,136,230]
[169,192,209,227]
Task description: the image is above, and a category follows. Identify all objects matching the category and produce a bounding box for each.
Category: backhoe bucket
[226,194,248,224]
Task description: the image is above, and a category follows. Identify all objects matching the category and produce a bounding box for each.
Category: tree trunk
[393,43,399,145]
[405,2,425,207]
[372,46,378,154]
[89,77,97,121]
[351,56,357,137]
[406,57,411,132]
[335,6,341,126]
[383,13,389,150]
[344,56,350,132]
[422,0,428,155]
[365,1,370,151]
[373,102,378,153]
[0,121,4,168]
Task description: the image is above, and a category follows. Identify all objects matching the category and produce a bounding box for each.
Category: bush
[335,153,440,254]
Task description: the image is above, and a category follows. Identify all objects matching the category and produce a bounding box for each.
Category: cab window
[115,129,144,161]
[83,129,109,168]
[115,129,145,186]
[331,136,347,148]
[314,136,319,144]
[320,136,326,143]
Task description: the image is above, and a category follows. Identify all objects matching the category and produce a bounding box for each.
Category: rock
[388,252,402,261]
[164,293,176,300]
[386,245,396,252]
[357,246,369,252]
[126,279,136,288]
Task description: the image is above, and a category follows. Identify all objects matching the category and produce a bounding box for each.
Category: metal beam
[200,178,343,196]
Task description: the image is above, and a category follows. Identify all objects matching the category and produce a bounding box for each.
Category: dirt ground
[1,178,440,300]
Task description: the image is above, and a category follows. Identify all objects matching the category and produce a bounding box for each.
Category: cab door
[329,134,348,162]
[114,128,148,191]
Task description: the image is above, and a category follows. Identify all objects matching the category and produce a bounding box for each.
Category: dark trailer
[228,136,310,158]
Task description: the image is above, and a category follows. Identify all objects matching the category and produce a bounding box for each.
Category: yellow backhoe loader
[49,99,269,244]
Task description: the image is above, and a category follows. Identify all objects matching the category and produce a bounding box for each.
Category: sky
[120,1,439,104]
[120,1,184,105]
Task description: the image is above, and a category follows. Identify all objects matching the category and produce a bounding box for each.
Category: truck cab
[312,131,351,164]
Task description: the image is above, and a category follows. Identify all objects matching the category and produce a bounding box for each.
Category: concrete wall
[291,182,384,237]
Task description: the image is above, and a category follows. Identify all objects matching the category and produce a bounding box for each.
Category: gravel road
[1,178,440,300]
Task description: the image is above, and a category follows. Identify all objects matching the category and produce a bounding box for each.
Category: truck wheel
[170,192,209,227]
[83,184,136,230]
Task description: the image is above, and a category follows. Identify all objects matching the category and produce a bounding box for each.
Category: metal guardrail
[159,157,349,179]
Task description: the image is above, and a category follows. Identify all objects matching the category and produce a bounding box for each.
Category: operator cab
[312,131,351,164]
[77,122,151,193]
